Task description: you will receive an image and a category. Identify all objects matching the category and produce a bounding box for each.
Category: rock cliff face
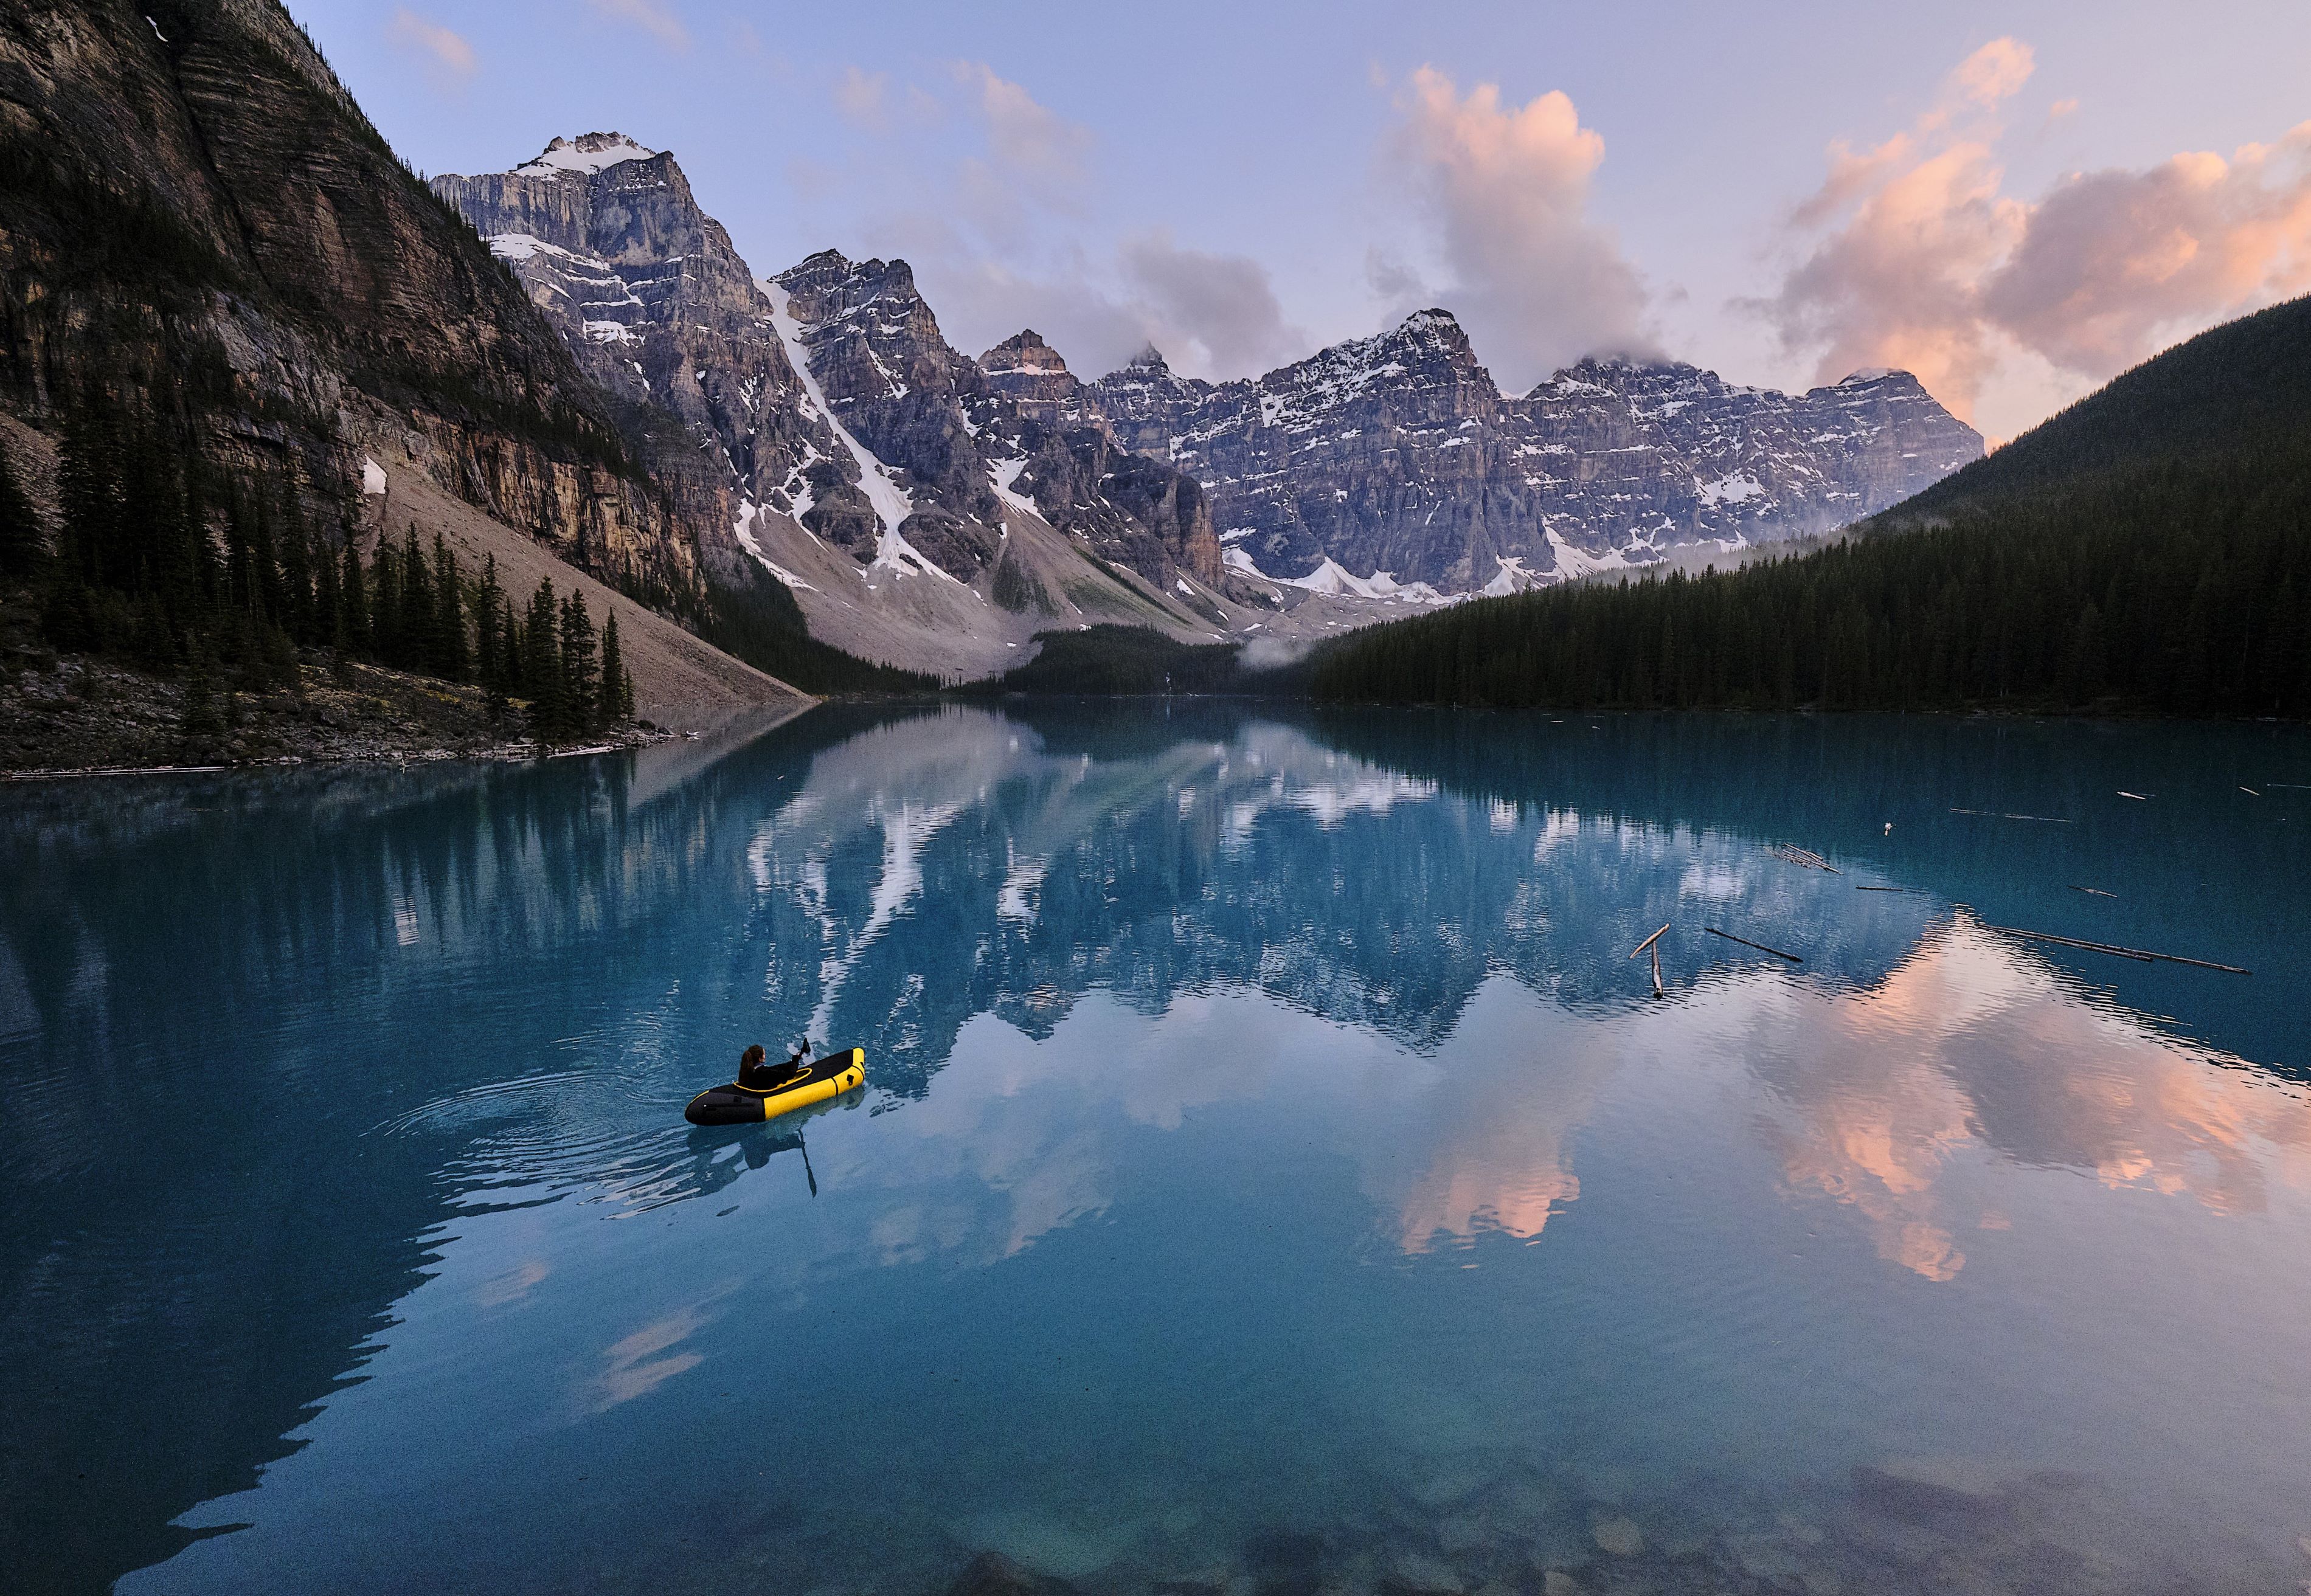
[1081,311,1983,590]
[980,330,1084,422]
[764,248,1222,592]
[0,4,701,599]
[432,148,1224,599]
[432,136,854,581]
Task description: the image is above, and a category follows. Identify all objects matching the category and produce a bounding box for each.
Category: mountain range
[433,131,1981,674]
[1,1,1981,707]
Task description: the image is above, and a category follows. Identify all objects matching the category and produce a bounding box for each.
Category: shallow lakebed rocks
[624,1448,2293,1596]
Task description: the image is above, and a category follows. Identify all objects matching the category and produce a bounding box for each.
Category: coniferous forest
[0,395,635,745]
[1309,295,2311,718]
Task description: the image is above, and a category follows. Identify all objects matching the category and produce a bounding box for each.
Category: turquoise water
[4,705,2311,1595]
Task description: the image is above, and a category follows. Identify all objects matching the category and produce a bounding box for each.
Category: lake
[4,704,2310,1595]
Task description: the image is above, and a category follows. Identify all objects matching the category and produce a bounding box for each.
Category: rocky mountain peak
[1076,306,1982,592]
[513,132,659,178]
[979,330,1082,423]
[981,330,1069,376]
[1392,308,1478,359]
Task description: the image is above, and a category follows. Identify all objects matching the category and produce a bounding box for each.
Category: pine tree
[177,638,226,755]
[499,598,524,697]
[248,497,286,632]
[0,436,46,579]
[57,399,122,592]
[400,527,431,671]
[474,553,501,688]
[314,529,342,649]
[281,504,315,645]
[597,608,629,725]
[371,537,401,666]
[560,590,599,733]
[522,578,564,739]
[432,532,466,681]
[339,534,370,657]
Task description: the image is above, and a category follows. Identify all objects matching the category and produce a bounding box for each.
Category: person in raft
[737,1043,806,1091]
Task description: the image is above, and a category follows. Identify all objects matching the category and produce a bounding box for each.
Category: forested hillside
[1309,296,2311,718]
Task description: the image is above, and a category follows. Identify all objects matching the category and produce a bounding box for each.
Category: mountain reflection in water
[2,704,2308,1596]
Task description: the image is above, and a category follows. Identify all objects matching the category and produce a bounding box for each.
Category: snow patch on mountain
[515,134,657,177]
[1223,547,1452,605]
[764,282,955,582]
[732,499,815,590]
[1697,470,1764,506]
[989,457,1038,521]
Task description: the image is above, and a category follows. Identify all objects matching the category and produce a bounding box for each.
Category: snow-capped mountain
[434,133,1979,672]
[437,142,1264,673]
[431,134,841,541]
[1079,311,1983,592]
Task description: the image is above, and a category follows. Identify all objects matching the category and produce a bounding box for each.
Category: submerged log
[1705,927,1804,964]
[1987,925,2251,975]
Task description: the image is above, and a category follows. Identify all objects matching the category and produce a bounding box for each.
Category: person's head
[741,1044,766,1068]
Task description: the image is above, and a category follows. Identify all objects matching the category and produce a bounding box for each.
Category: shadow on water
[0,700,2304,1592]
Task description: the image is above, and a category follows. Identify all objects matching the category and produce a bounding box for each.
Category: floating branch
[1705,927,1804,964]
[2067,885,2118,898]
[1951,807,2073,823]
[1629,922,1669,996]
[1987,925,2251,976]
[1769,844,1842,874]
[2117,791,2152,801]
[2240,787,2262,796]
[1854,885,1923,894]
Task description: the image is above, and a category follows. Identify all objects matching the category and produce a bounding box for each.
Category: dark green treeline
[1312,296,2311,719]
[2,398,632,741]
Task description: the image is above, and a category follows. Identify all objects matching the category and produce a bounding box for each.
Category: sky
[293,0,2311,442]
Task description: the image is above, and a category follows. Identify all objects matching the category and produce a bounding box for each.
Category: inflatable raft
[684,1048,865,1126]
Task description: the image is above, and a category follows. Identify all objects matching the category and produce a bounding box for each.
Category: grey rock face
[979,330,1085,422]
[432,136,842,565]
[435,137,1230,595]
[772,249,1001,535]
[1081,312,1983,589]
[2,12,704,606]
[765,255,1222,589]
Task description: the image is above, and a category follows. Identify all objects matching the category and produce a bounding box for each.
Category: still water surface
[4,706,2310,1595]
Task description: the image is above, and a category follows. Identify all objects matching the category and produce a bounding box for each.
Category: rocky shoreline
[0,646,670,778]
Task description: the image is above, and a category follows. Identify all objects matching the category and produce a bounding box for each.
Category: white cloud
[1117,230,1308,376]
[1381,66,1652,391]
[855,213,1305,384]
[834,66,889,132]
[589,0,688,50]
[387,8,474,81]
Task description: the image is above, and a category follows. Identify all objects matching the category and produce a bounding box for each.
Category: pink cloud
[1385,66,1651,387]
[1762,38,2311,426]
[1983,126,2311,375]
[949,61,1093,204]
[388,9,474,81]
[1769,141,2025,417]
[1948,37,2036,109]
